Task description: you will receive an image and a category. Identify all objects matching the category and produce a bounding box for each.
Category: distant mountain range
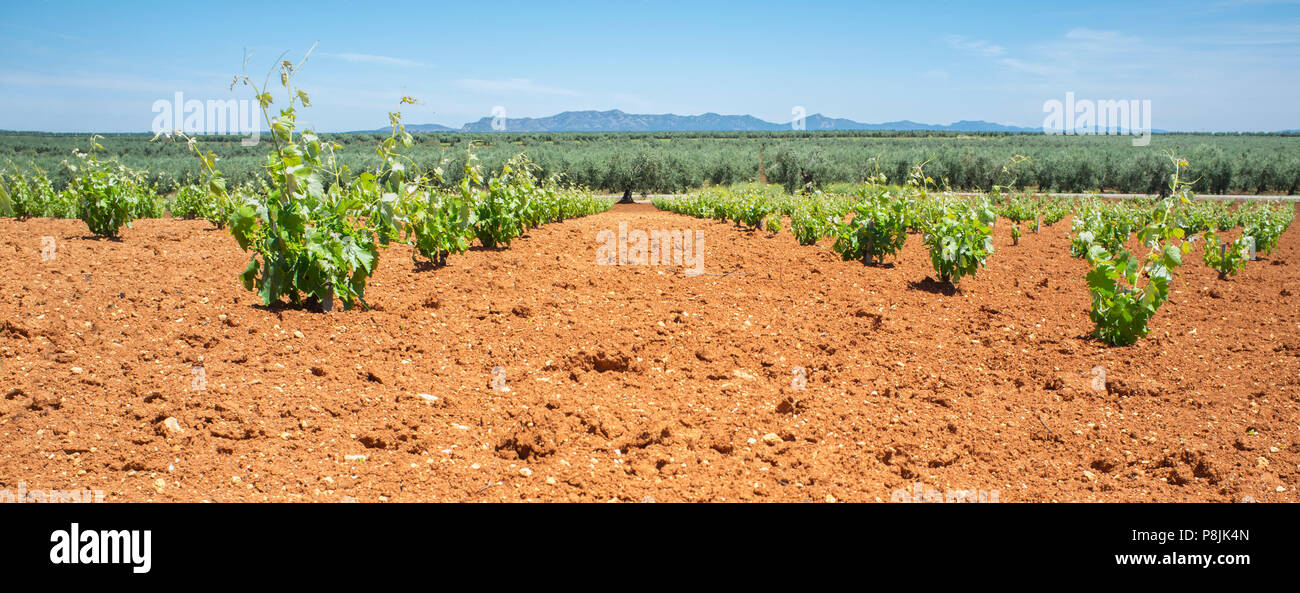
[362,109,1045,134]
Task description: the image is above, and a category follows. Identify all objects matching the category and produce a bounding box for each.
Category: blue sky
[2,0,1298,132]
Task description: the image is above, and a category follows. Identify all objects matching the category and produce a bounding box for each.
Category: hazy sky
[2,0,1298,132]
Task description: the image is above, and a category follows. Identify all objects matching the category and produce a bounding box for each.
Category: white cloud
[0,23,85,42]
[1062,28,1122,43]
[454,78,581,97]
[0,70,179,93]
[997,58,1060,77]
[323,53,431,68]
[945,35,1005,57]
[954,28,1163,80]
[944,22,1300,130]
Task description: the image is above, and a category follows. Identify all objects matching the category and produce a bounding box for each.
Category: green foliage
[789,205,831,245]
[990,154,1033,197]
[734,190,778,229]
[226,46,383,311]
[403,152,608,265]
[993,189,1068,240]
[763,212,782,234]
[767,145,829,193]
[171,184,208,219]
[1041,201,1069,226]
[403,184,475,266]
[1175,199,1235,235]
[170,183,236,228]
[1240,202,1293,257]
[133,186,167,219]
[3,130,1299,196]
[1070,202,1143,258]
[67,137,152,237]
[473,155,528,249]
[0,166,71,219]
[1201,231,1248,280]
[604,149,680,196]
[922,200,995,285]
[654,184,789,231]
[1083,155,1194,346]
[997,195,1037,223]
[206,188,236,229]
[831,192,908,264]
[154,125,239,229]
[1084,241,1178,346]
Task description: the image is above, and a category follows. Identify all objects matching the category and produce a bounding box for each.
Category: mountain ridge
[363,109,1045,133]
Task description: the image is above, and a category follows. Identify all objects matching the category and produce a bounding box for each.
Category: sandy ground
[0,203,1297,502]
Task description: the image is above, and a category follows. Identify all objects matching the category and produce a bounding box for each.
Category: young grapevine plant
[402,156,477,266]
[922,200,995,285]
[998,195,1035,245]
[473,155,528,249]
[1201,231,1249,280]
[831,193,908,264]
[1241,204,1291,257]
[67,136,152,238]
[1084,155,1194,346]
[226,46,385,311]
[171,184,208,220]
[0,166,72,219]
[789,205,831,246]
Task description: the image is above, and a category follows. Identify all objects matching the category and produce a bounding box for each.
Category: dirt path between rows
[1,203,1297,502]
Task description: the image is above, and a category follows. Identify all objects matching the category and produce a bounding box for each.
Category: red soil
[1,203,1297,502]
